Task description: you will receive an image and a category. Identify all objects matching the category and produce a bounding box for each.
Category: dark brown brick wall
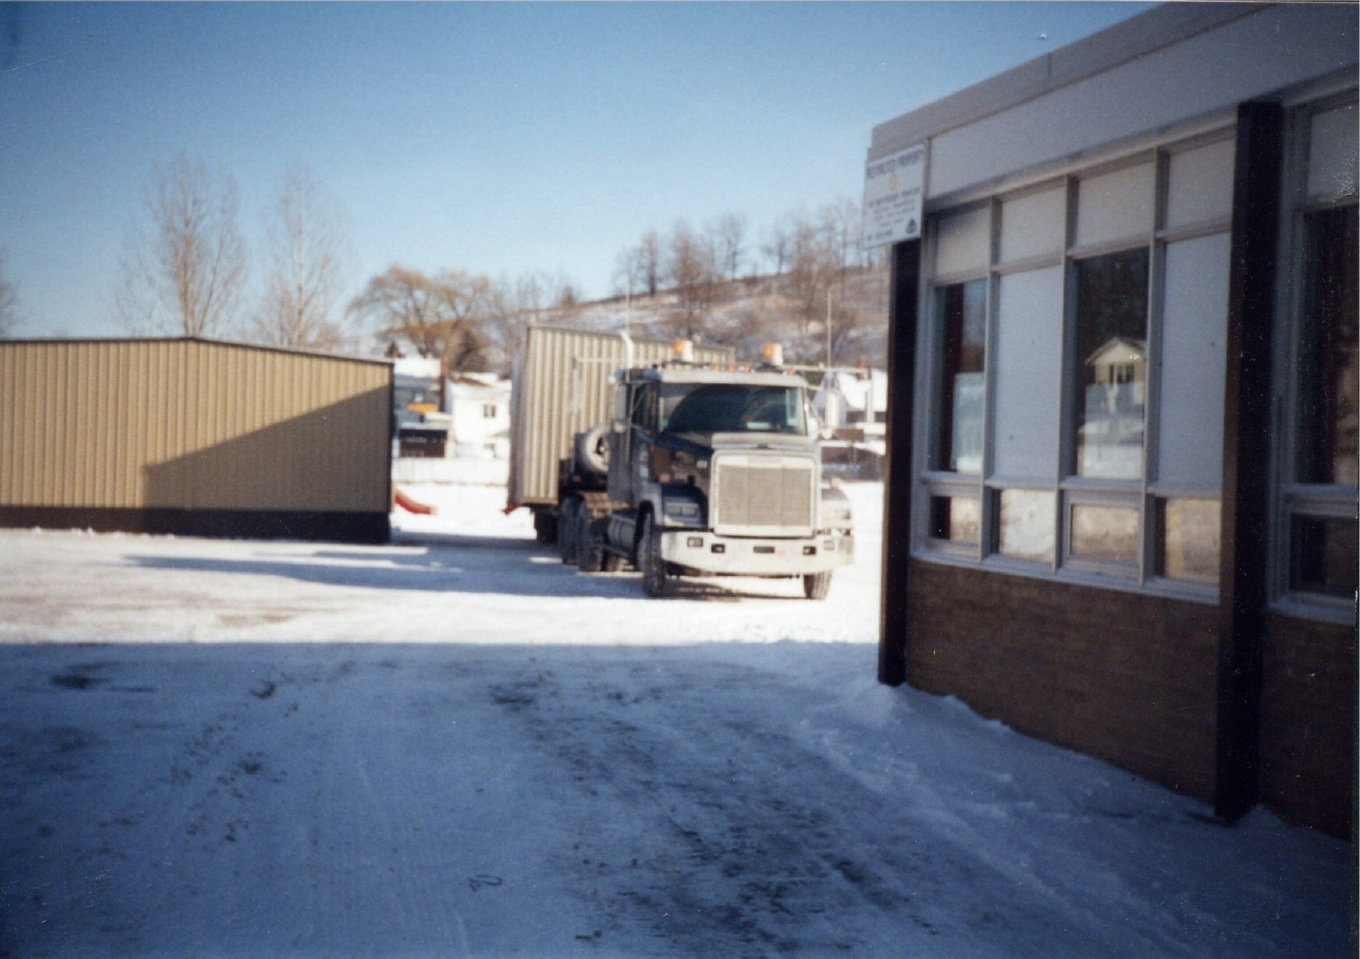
[1261,614,1357,839]
[904,561,1221,801]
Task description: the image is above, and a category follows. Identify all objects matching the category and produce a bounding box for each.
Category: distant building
[814,367,888,440]
[870,3,1356,836]
[449,373,511,459]
[392,356,449,458]
[814,367,888,480]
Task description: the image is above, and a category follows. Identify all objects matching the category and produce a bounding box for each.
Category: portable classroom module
[0,338,393,543]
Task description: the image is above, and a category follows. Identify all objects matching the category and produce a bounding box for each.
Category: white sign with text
[863,142,927,248]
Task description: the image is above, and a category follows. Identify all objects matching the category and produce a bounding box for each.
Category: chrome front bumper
[660,529,854,576]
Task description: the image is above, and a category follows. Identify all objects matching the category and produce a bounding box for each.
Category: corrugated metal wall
[0,338,391,513]
[509,326,734,506]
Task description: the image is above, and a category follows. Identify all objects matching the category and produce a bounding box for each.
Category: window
[1156,498,1220,584]
[997,489,1055,563]
[1279,101,1358,607]
[918,136,1233,595]
[1290,516,1357,597]
[994,267,1063,482]
[1069,501,1139,566]
[929,495,980,544]
[1072,249,1149,481]
[935,281,986,472]
[663,384,810,436]
[1296,206,1358,487]
[482,403,498,419]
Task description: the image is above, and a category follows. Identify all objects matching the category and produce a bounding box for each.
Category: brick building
[870,3,1356,836]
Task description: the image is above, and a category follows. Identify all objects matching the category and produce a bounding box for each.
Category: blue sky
[2,2,1151,339]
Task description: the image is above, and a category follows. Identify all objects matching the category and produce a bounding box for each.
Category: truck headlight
[663,498,704,526]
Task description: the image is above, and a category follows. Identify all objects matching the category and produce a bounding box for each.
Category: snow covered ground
[0,479,1351,958]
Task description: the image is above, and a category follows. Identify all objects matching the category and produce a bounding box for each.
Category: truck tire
[533,512,557,545]
[803,571,832,600]
[639,513,669,597]
[574,424,609,476]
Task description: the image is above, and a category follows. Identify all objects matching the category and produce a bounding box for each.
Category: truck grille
[712,452,817,537]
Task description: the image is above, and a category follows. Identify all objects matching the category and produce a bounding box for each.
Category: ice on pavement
[0,481,1351,957]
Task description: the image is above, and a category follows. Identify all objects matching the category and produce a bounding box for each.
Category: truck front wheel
[803,571,832,600]
[639,513,670,597]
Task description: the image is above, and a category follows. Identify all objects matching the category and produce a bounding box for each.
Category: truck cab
[592,358,854,598]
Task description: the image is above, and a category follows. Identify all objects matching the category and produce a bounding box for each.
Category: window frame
[1270,93,1359,620]
[915,132,1235,600]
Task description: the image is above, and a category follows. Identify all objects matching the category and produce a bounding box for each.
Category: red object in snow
[393,486,437,515]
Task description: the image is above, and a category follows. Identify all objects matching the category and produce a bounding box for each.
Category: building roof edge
[870,2,1265,158]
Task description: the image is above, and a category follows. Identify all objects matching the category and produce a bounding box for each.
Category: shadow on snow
[125,532,815,602]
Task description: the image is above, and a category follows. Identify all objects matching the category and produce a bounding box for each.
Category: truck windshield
[661,384,810,436]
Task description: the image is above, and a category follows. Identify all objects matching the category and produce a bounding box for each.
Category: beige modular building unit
[0,337,393,543]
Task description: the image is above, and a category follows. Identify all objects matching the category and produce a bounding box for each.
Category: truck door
[608,382,653,504]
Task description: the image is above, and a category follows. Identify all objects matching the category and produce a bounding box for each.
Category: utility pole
[826,287,833,368]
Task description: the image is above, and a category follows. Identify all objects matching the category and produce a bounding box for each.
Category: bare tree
[553,274,582,312]
[0,251,18,337]
[613,244,642,300]
[761,216,794,278]
[251,164,350,351]
[823,199,864,272]
[638,230,662,298]
[787,210,840,336]
[482,272,550,374]
[116,152,247,337]
[709,212,747,281]
[348,266,492,373]
[665,220,723,340]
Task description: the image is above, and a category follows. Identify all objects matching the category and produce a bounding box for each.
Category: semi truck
[507,325,854,599]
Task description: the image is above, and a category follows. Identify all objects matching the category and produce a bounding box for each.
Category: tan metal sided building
[0,338,393,543]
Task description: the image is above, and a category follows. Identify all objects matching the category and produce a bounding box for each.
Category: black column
[879,238,922,687]
[1216,101,1283,822]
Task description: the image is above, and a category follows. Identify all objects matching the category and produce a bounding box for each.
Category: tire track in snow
[476,655,980,955]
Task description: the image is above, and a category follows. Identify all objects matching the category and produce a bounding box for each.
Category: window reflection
[929,496,980,544]
[936,281,986,473]
[998,489,1054,562]
[1074,250,1149,479]
[1291,515,1359,598]
[1158,498,1220,584]
[1297,206,1358,487]
[1070,503,1139,564]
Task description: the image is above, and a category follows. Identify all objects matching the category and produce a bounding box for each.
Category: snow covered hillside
[0,481,1351,957]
